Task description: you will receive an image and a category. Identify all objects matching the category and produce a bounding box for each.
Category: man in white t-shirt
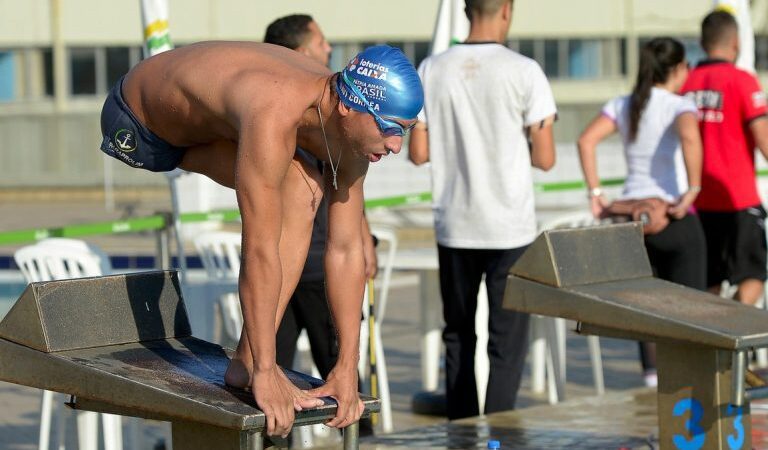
[409,0,556,420]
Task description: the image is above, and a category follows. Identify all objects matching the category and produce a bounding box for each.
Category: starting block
[504,223,768,450]
[0,271,377,450]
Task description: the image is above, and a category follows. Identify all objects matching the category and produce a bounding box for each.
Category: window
[329,43,362,72]
[50,46,140,98]
[328,41,430,72]
[568,40,601,79]
[70,48,97,95]
[517,39,535,60]
[0,48,54,101]
[678,37,706,67]
[106,47,132,89]
[412,41,430,68]
[637,37,706,68]
[619,38,627,76]
[44,48,54,97]
[0,52,14,101]
[543,40,560,78]
[509,38,625,80]
[2,46,138,102]
[755,35,768,71]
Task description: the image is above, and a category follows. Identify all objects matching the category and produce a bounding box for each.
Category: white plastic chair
[193,231,244,345]
[534,213,606,403]
[358,225,397,433]
[14,238,124,450]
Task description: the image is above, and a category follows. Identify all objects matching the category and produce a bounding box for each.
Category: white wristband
[588,187,604,198]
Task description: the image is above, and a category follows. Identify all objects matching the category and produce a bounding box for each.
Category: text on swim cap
[357,84,387,101]
[347,90,381,111]
[355,59,389,80]
[339,82,381,111]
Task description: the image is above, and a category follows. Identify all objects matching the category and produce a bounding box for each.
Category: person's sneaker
[643,370,658,388]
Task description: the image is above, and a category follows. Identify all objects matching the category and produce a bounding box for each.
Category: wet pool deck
[361,391,768,450]
[362,388,659,449]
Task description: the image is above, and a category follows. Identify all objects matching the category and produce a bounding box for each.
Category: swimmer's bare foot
[225,358,252,390]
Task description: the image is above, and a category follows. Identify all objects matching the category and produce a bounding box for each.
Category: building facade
[1,0,767,189]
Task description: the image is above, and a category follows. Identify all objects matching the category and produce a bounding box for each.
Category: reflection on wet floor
[356,387,768,450]
[361,389,658,449]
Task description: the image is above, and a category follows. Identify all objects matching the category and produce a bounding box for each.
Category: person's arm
[236,116,322,437]
[307,158,367,429]
[528,115,556,171]
[738,73,768,160]
[669,111,702,218]
[361,214,378,279]
[577,114,617,218]
[408,122,429,165]
[750,117,768,161]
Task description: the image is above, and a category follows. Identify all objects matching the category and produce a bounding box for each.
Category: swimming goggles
[341,71,415,137]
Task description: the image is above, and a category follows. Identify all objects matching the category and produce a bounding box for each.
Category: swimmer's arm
[314,159,367,428]
[408,121,429,165]
[527,114,556,171]
[324,162,367,371]
[235,120,295,371]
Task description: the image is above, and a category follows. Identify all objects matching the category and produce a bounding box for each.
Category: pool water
[0,273,26,319]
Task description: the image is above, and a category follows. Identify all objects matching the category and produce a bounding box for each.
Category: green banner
[3,171,768,246]
[533,177,625,193]
[0,216,166,246]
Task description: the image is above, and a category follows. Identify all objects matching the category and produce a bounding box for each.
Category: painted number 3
[672,398,744,450]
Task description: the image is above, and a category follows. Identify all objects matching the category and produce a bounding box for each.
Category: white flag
[140,0,173,57]
[713,0,755,72]
[430,0,469,56]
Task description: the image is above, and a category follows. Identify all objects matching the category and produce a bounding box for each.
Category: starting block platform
[503,223,768,450]
[0,271,377,450]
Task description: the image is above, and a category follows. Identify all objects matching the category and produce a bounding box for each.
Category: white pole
[140,0,173,57]
[714,0,756,72]
[138,0,187,284]
[430,0,469,56]
[51,0,67,112]
[103,156,114,212]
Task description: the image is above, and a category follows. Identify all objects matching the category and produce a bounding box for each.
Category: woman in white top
[577,37,706,387]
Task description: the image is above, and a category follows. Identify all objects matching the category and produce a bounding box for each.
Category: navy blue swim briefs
[99,76,185,172]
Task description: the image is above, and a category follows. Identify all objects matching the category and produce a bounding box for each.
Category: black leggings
[276,280,338,379]
[639,213,707,371]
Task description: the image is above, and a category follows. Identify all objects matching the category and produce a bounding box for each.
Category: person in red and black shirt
[681,10,768,305]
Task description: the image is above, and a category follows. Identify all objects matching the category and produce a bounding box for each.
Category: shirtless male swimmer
[98,41,423,437]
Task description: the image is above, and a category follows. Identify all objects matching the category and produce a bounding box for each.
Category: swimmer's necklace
[317,84,341,190]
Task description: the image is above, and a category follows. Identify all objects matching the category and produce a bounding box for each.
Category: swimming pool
[0,272,26,319]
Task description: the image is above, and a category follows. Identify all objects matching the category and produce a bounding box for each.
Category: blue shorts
[99,76,185,172]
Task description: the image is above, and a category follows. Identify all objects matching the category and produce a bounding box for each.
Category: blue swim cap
[336,45,424,120]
